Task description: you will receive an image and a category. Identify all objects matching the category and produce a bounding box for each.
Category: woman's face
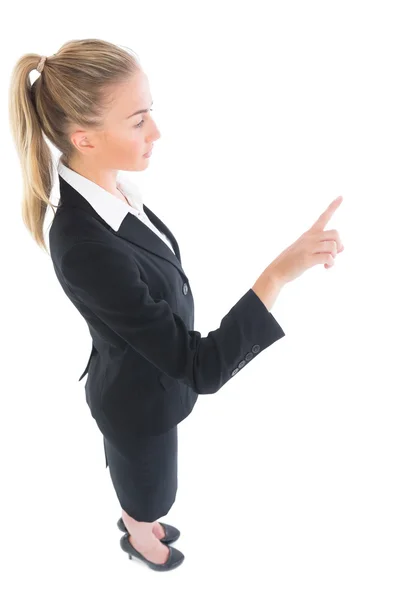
[69,69,161,172]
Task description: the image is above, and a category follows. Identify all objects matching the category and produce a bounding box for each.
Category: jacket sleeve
[60,241,285,394]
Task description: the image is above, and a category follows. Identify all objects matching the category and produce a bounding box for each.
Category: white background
[1,0,399,598]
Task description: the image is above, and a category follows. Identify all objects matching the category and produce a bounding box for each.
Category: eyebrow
[126,100,154,119]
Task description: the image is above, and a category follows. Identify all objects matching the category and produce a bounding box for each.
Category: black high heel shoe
[120,533,185,571]
[117,517,180,544]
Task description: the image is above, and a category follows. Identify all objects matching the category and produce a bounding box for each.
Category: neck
[64,157,121,199]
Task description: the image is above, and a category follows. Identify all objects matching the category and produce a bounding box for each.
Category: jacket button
[245,352,253,361]
[182,282,188,295]
[252,344,260,354]
[238,360,246,368]
[231,368,239,376]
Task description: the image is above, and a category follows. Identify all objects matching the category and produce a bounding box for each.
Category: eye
[135,108,153,128]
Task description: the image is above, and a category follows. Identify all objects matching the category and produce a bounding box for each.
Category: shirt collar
[57,158,145,232]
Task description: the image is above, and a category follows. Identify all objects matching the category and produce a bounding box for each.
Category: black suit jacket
[49,175,285,449]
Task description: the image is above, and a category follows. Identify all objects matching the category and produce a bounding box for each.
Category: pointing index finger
[310,196,343,231]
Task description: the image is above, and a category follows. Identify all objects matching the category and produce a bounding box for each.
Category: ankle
[122,511,156,544]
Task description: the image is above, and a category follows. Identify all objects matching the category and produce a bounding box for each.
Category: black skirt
[103,425,178,522]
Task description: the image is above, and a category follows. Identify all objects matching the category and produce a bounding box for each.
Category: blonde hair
[8,38,141,253]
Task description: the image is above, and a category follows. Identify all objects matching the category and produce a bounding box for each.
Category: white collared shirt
[57,159,175,256]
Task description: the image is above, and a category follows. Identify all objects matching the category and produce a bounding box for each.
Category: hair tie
[37,56,47,74]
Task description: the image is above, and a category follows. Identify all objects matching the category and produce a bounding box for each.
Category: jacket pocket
[78,344,97,381]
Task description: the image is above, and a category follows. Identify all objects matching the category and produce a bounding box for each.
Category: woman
[8,38,344,571]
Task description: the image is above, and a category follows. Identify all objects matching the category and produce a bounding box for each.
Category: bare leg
[121,509,170,565]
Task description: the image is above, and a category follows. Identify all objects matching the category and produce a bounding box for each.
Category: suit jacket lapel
[58,174,185,277]
[116,207,183,275]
